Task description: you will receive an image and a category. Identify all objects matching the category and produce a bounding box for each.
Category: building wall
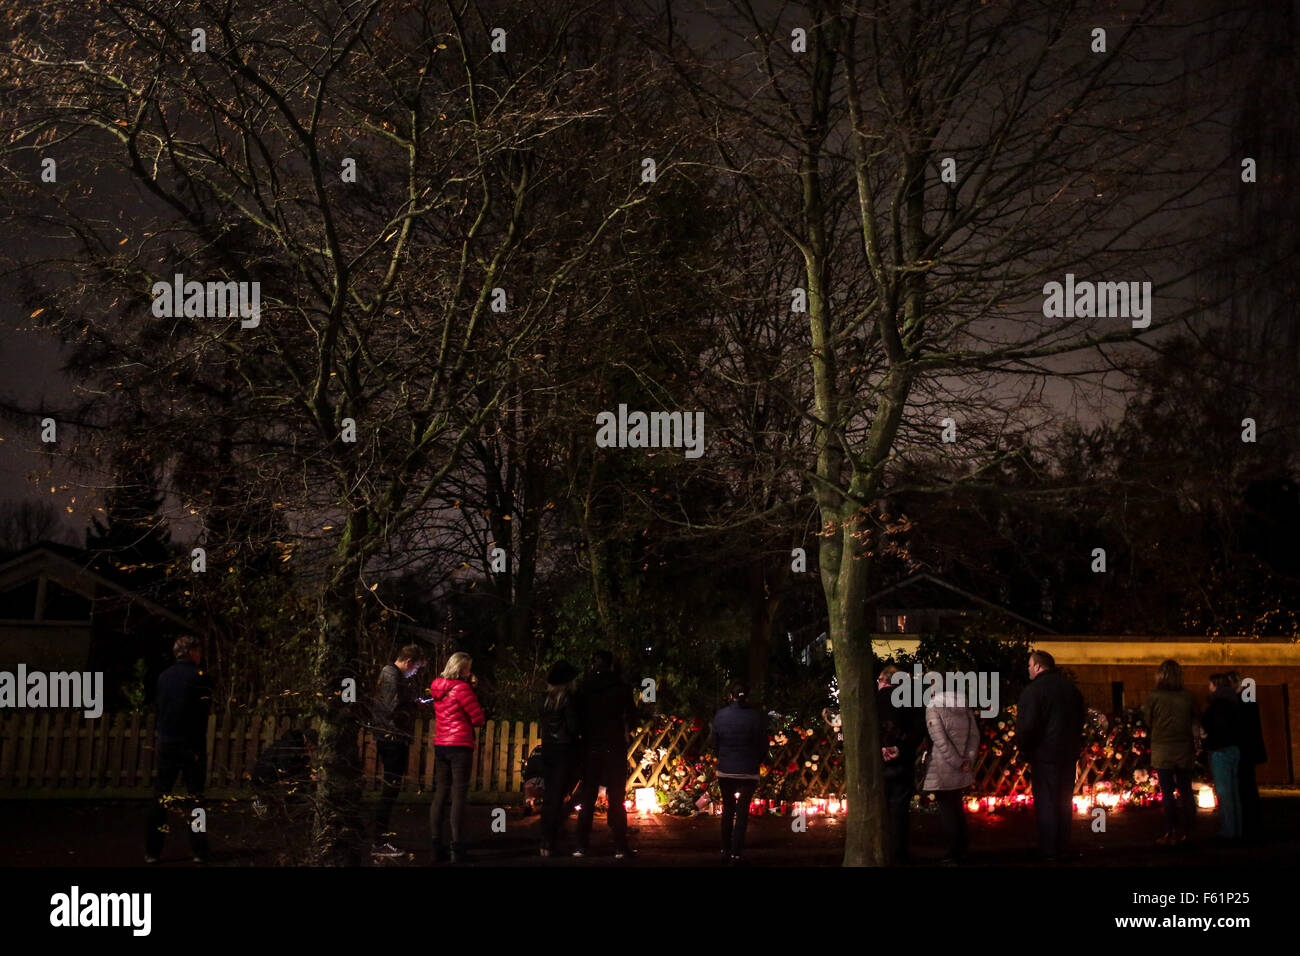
[1067,664,1294,785]
[871,635,1299,785]
[0,623,93,672]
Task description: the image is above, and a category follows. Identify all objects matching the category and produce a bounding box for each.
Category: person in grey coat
[923,689,981,864]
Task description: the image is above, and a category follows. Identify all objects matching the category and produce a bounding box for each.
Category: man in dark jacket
[145,635,213,863]
[572,650,638,859]
[708,682,767,863]
[877,664,924,864]
[1227,671,1266,841]
[1015,650,1085,863]
[369,644,427,857]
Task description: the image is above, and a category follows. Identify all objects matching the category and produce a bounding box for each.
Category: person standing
[708,682,767,865]
[922,686,980,864]
[1143,659,1200,846]
[877,664,923,864]
[538,660,581,857]
[370,644,428,858]
[1226,670,1266,842]
[429,651,486,863]
[145,635,213,864]
[572,650,637,860]
[1202,673,1243,841]
[1015,649,1086,863]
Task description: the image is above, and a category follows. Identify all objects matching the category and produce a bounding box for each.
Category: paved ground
[3,794,1297,866]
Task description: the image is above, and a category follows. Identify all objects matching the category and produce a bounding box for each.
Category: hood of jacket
[931,690,972,709]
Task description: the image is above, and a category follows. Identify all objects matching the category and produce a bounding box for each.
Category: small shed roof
[0,541,197,633]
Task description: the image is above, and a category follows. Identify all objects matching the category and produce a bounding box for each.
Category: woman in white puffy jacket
[923,689,981,864]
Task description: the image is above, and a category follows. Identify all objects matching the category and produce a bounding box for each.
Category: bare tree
[0,498,69,552]
[663,0,1241,865]
[2,0,662,863]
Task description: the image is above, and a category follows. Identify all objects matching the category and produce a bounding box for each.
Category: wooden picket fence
[0,709,1151,800]
[0,712,541,800]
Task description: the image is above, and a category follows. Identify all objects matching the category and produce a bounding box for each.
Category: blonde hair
[441,652,473,680]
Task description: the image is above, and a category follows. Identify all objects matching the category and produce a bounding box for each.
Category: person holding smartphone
[428,651,486,863]
[369,644,428,858]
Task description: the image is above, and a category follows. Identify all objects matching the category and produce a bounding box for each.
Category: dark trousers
[1155,766,1196,837]
[540,744,580,850]
[884,763,915,862]
[1031,761,1075,860]
[932,788,969,859]
[429,745,473,844]
[375,736,409,838]
[145,743,210,859]
[574,744,629,852]
[1239,761,1262,839]
[718,777,758,857]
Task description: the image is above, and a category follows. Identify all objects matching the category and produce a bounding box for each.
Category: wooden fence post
[477,721,493,793]
[124,713,141,790]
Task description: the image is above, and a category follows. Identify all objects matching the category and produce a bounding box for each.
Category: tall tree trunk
[824,538,883,866]
[746,558,782,697]
[309,509,369,865]
[511,460,544,649]
[572,465,619,644]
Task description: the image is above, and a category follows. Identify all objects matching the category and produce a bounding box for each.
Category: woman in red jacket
[429,652,486,862]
